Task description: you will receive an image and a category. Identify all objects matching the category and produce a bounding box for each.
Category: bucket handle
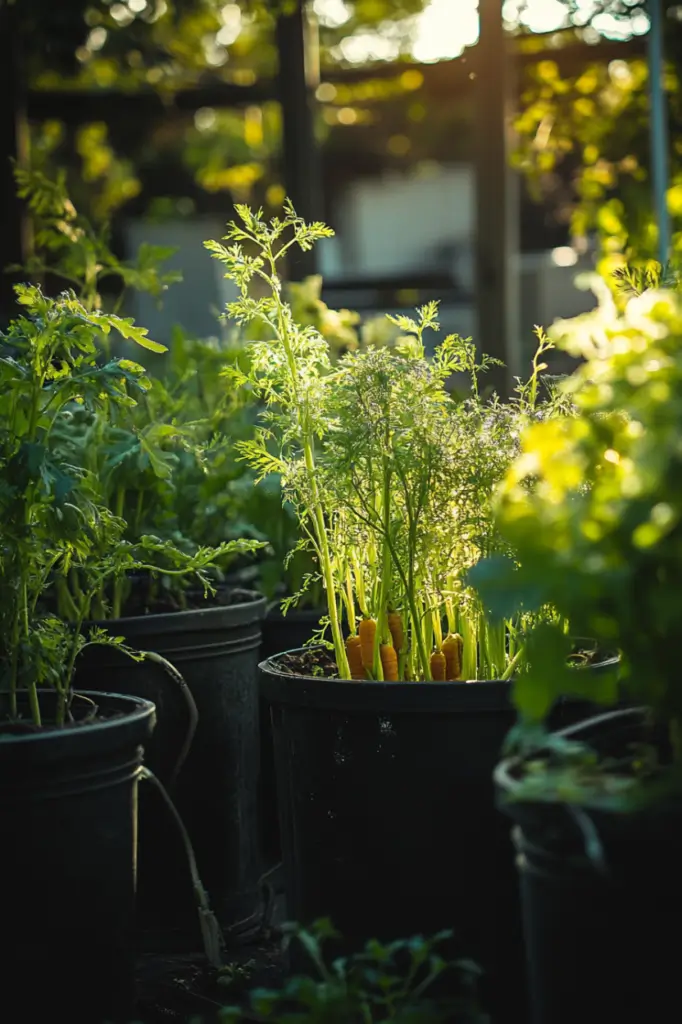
[566,804,609,876]
[140,650,198,788]
[141,767,224,967]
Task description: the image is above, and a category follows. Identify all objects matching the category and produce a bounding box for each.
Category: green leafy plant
[469,273,682,804]
[206,204,564,681]
[0,284,167,725]
[206,202,352,671]
[13,165,182,314]
[219,920,486,1023]
[15,172,265,620]
[146,327,316,608]
[50,363,264,620]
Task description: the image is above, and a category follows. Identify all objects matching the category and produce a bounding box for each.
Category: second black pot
[261,657,522,1023]
[496,706,682,1024]
[260,645,619,1024]
[78,589,267,949]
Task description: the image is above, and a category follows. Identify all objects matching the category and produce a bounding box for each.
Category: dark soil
[566,645,616,668]
[0,693,123,736]
[271,646,339,679]
[270,643,617,681]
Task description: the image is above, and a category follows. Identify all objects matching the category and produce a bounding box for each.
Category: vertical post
[647,0,671,265]
[0,2,29,322]
[276,0,321,280]
[473,0,521,393]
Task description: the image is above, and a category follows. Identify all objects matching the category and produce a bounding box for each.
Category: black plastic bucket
[496,707,682,1024]
[0,689,155,1024]
[260,657,523,1022]
[260,646,620,1024]
[259,606,324,865]
[78,590,267,948]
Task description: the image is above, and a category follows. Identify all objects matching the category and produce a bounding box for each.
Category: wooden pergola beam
[27,81,271,122]
[26,35,645,126]
[474,0,521,394]
[0,3,29,322]
[275,0,322,279]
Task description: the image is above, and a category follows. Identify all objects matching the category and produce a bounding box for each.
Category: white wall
[123,218,237,343]
[329,165,475,280]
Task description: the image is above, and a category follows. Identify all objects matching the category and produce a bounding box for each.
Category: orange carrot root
[442,633,463,681]
[387,611,404,653]
[346,635,365,680]
[380,643,399,682]
[359,617,377,670]
[430,649,446,681]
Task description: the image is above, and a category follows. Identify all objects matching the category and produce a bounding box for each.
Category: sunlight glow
[504,0,567,33]
[551,246,579,267]
[314,0,647,66]
[313,0,352,28]
[411,0,479,63]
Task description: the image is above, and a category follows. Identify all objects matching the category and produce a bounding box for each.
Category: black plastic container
[0,689,155,1024]
[259,606,324,865]
[261,662,521,1021]
[260,646,620,1024]
[78,590,267,948]
[496,707,682,1024]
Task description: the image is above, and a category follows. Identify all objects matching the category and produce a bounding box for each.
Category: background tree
[510,0,682,272]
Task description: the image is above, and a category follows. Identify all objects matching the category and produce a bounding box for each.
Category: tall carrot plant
[207,204,563,682]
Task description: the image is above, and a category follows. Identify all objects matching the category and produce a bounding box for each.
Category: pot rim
[87,589,267,632]
[494,705,648,799]
[0,690,156,747]
[259,643,621,715]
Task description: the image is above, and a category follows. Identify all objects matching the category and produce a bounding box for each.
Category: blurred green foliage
[219,919,486,1023]
[514,18,682,275]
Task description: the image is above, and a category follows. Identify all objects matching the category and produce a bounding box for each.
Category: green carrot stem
[373,458,392,680]
[501,644,524,682]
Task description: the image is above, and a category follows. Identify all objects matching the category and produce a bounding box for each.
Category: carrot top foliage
[207,203,564,681]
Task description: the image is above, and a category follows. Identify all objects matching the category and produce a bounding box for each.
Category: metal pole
[647,0,671,265]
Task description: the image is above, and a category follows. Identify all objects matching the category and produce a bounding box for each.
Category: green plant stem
[460,610,478,681]
[9,601,20,718]
[112,486,126,620]
[400,568,431,681]
[444,590,456,635]
[373,459,393,679]
[343,565,356,636]
[304,440,350,677]
[392,463,431,680]
[141,767,224,968]
[27,682,42,727]
[56,577,80,621]
[270,262,350,678]
[424,602,434,661]
[59,599,91,725]
[134,488,144,534]
[481,613,506,679]
[501,643,524,682]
